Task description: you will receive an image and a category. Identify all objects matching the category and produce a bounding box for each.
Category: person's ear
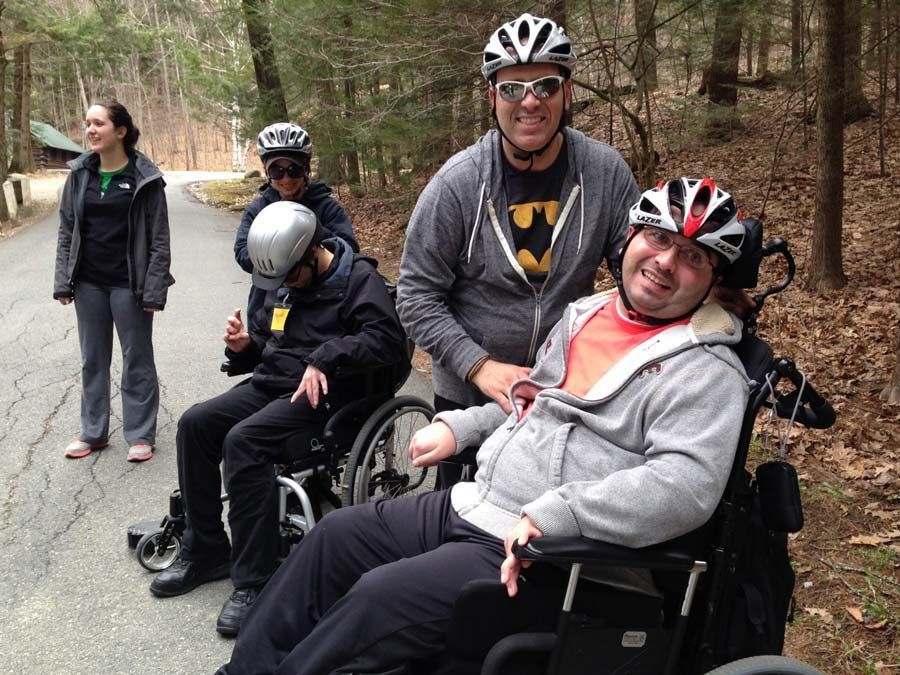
[564,79,573,112]
[116,126,127,141]
[487,85,496,109]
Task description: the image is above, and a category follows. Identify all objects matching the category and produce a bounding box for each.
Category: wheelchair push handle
[774,358,836,430]
[751,237,796,311]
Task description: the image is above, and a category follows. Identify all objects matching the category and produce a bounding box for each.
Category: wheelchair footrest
[127,519,163,549]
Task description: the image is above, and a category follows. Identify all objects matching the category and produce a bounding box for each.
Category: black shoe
[216,586,262,637]
[150,557,230,598]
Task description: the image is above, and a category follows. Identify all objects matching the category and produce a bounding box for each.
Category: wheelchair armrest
[515,536,700,573]
[323,397,383,443]
[220,358,255,377]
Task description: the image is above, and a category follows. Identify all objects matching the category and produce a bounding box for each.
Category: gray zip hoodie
[397,128,639,406]
[436,293,750,552]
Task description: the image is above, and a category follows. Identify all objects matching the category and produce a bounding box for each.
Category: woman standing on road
[53,99,174,463]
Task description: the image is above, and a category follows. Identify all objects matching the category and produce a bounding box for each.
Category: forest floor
[196,84,899,674]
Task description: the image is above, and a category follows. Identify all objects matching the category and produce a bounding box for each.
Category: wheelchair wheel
[341,396,435,506]
[704,655,824,675]
[136,530,181,572]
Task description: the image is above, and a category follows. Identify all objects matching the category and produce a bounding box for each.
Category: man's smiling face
[489,63,570,155]
[620,226,718,320]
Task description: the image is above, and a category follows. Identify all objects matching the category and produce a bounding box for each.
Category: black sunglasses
[268,162,306,180]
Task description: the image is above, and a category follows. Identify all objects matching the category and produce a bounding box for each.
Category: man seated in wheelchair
[149,200,408,635]
[218,178,752,675]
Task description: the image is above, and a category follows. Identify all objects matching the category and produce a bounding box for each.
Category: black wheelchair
[127,338,436,572]
[394,226,834,675]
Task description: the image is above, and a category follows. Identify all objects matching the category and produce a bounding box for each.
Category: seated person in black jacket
[149,201,407,637]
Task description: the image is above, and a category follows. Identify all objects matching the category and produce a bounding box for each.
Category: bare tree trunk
[866,1,881,69]
[0,2,10,223]
[757,13,771,76]
[706,0,744,136]
[342,77,361,188]
[633,0,658,90]
[745,25,754,76]
[880,334,900,404]
[9,27,33,174]
[241,0,288,123]
[807,0,847,291]
[845,0,875,121]
[792,0,803,75]
[315,77,342,183]
[877,0,888,176]
[73,59,89,114]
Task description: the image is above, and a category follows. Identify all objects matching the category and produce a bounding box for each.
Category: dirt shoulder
[0,172,68,240]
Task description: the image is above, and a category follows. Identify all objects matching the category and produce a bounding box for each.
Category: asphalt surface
[0,172,432,675]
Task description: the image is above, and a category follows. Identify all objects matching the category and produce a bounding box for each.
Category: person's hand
[471,360,531,414]
[291,364,328,408]
[500,515,543,597]
[57,297,73,306]
[223,308,251,352]
[710,286,756,318]
[408,421,457,467]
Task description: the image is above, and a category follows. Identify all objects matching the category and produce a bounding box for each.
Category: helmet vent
[533,24,552,51]
[517,20,531,45]
[640,197,660,215]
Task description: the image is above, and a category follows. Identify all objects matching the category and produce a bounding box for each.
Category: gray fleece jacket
[397,128,639,406]
[437,292,750,552]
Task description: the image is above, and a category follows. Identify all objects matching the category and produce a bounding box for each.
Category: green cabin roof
[30,121,84,154]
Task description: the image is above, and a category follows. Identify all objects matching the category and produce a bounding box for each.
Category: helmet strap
[491,104,565,173]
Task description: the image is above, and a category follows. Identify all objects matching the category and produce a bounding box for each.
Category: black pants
[177,379,351,589]
[219,489,506,675]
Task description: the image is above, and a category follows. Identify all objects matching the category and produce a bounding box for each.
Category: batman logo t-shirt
[504,143,568,285]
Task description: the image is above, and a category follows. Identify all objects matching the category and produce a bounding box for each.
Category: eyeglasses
[641,227,712,269]
[495,75,565,102]
[268,162,306,180]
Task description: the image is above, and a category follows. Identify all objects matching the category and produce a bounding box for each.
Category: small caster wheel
[136,530,181,572]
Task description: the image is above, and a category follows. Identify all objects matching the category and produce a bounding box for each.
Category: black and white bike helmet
[481,13,577,82]
[248,201,320,290]
[628,177,745,266]
[256,122,313,162]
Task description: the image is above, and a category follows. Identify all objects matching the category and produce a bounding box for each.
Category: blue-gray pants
[74,281,158,446]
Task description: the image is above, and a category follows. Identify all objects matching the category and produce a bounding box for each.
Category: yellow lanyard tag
[271,303,291,333]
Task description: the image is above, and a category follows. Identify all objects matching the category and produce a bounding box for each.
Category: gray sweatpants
[74,281,159,446]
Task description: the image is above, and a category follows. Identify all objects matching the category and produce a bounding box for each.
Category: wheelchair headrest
[720,218,764,289]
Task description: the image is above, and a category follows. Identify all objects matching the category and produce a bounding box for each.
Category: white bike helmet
[248,201,319,290]
[257,123,313,164]
[628,177,745,265]
[481,13,577,82]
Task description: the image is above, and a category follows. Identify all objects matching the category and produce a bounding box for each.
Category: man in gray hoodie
[397,13,640,415]
[218,177,752,675]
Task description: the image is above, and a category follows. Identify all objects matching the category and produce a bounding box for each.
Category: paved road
[0,172,431,675]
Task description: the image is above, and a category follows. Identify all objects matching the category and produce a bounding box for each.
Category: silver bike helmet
[248,201,319,290]
[481,13,577,82]
[257,123,313,164]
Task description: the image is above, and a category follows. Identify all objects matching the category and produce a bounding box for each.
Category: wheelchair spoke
[342,398,436,506]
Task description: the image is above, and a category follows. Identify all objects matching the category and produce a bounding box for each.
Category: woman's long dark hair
[95,99,141,152]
